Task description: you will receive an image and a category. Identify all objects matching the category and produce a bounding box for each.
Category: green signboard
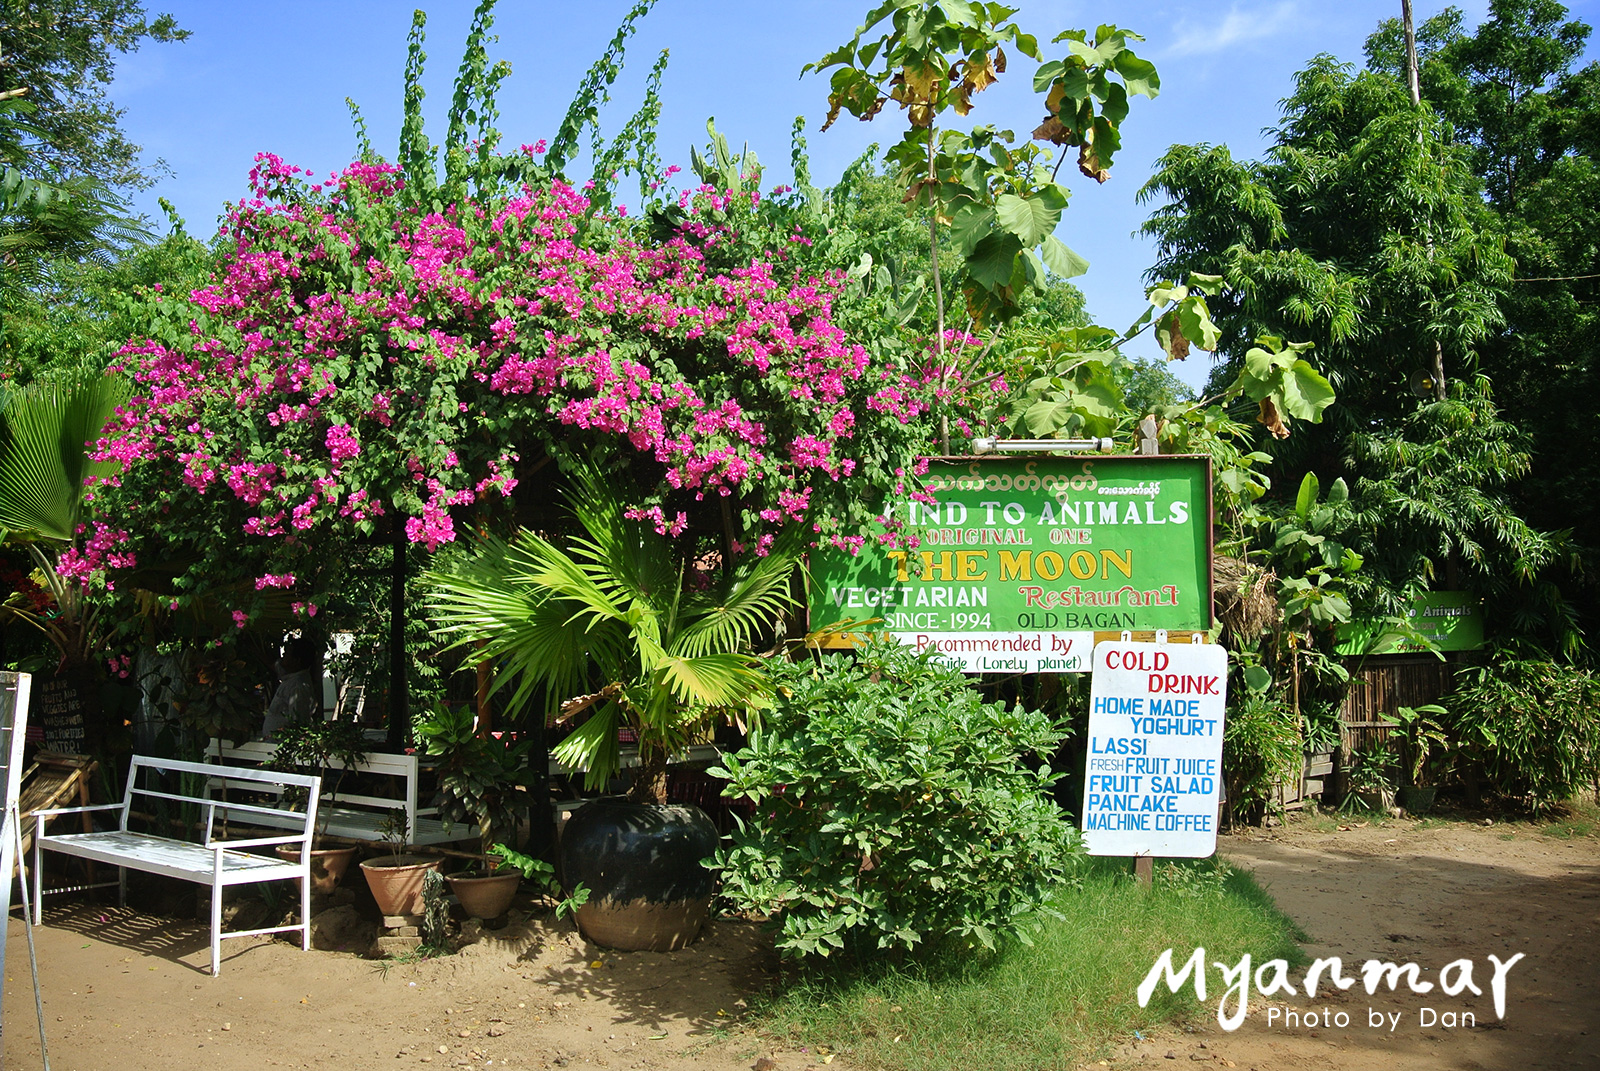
[808,456,1213,673]
[1336,591,1485,655]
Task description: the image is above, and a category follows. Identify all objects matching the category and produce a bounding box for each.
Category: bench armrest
[33,803,124,820]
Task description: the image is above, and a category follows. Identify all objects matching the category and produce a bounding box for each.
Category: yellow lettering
[888,550,911,583]
[998,550,1032,581]
[954,550,989,582]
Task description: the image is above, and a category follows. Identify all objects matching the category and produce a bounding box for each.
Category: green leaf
[0,371,130,543]
[1039,234,1088,278]
[1025,390,1082,436]
[938,0,977,26]
[551,704,621,792]
[1176,296,1221,352]
[1112,50,1160,97]
[994,188,1065,245]
[1065,39,1101,66]
[965,231,1023,289]
[1145,280,1186,307]
[1277,360,1336,421]
[950,203,996,256]
[1098,80,1129,126]
[1243,665,1273,693]
[1294,472,1320,521]
[805,43,856,75]
[1055,65,1092,105]
[1033,58,1064,93]
[1092,30,1127,66]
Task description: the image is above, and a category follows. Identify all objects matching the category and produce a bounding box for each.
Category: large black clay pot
[559,797,719,952]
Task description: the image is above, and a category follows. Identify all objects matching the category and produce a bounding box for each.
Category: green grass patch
[1536,796,1600,839]
[751,857,1305,1071]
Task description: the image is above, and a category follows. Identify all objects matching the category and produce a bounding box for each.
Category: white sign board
[1081,640,1227,858]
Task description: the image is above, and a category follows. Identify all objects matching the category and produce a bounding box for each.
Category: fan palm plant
[424,463,801,804]
[0,370,129,671]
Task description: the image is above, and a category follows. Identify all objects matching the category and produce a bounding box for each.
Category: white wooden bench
[205,738,474,847]
[32,755,322,976]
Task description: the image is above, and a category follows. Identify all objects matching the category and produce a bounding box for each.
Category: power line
[1513,272,1600,282]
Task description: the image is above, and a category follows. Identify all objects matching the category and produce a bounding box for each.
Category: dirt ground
[4,813,1598,1071]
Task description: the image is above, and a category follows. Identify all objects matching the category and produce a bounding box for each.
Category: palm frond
[549,701,622,792]
[675,530,802,657]
[0,370,129,542]
[423,532,628,718]
[654,652,768,709]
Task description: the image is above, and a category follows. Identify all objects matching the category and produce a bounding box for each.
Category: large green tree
[1140,53,1576,649]
[0,0,187,189]
[1368,0,1600,643]
[1,1,194,381]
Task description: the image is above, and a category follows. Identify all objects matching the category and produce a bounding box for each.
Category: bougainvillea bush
[80,146,974,624]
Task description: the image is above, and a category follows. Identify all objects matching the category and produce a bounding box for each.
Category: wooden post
[475,659,493,734]
[385,523,410,750]
[1137,415,1160,456]
[1134,854,1154,888]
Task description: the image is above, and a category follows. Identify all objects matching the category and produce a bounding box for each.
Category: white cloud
[1166,2,1303,58]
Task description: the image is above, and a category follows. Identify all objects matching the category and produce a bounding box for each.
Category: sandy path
[1113,819,1600,1071]
[1,904,812,1071]
[4,816,1597,1071]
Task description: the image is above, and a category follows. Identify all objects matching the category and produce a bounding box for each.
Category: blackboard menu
[36,676,87,754]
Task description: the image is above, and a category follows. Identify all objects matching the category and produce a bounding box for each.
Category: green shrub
[1221,692,1303,825]
[1448,651,1600,809]
[711,641,1081,959]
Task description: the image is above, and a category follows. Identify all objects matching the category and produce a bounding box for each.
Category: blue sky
[114,0,1599,390]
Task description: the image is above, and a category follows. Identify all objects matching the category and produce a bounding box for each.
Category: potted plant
[424,463,799,951]
[487,843,590,920]
[1345,743,1398,813]
[359,808,440,917]
[411,701,534,920]
[1387,703,1449,814]
[269,718,369,894]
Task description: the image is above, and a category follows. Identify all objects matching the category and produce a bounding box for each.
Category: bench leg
[301,865,312,952]
[210,869,223,976]
[118,865,127,908]
[32,838,42,925]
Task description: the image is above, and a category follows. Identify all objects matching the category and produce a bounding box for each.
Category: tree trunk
[628,746,671,805]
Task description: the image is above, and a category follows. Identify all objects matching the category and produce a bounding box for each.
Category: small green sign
[808,456,1213,673]
[1336,591,1485,655]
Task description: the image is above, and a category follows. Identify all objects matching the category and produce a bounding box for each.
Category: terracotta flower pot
[446,869,521,920]
[359,854,440,916]
[275,844,358,897]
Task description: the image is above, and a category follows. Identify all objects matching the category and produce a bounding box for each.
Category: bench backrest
[123,755,322,844]
[205,737,428,840]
